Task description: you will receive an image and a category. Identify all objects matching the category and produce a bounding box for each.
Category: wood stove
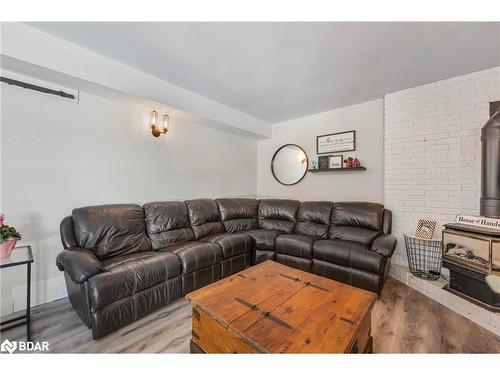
[442,103,500,311]
[442,223,500,311]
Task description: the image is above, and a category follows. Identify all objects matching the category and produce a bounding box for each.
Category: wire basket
[403,234,442,280]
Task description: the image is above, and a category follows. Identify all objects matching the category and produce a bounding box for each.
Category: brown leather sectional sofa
[56,198,396,339]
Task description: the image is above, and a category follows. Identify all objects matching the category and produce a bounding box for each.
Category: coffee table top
[186,260,377,353]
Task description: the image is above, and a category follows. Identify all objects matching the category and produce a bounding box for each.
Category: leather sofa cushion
[243,229,282,250]
[329,202,384,244]
[331,202,384,230]
[294,201,332,238]
[201,233,253,259]
[181,263,221,295]
[216,198,258,232]
[275,253,312,272]
[312,259,382,294]
[72,204,150,260]
[258,199,299,233]
[185,199,225,239]
[168,241,222,273]
[275,233,316,259]
[313,239,384,274]
[144,201,195,249]
[328,226,381,245]
[88,251,181,310]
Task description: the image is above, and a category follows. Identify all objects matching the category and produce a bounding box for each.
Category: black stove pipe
[480,109,500,218]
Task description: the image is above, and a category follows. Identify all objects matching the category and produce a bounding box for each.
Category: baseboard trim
[1,275,67,316]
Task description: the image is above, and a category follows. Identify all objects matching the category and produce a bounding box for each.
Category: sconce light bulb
[163,114,170,133]
[150,110,157,126]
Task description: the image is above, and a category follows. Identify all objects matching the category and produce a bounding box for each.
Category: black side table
[0,245,34,341]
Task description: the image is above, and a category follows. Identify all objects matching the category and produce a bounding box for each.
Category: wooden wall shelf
[308,167,366,173]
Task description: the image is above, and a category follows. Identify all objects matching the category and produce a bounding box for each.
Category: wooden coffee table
[186,260,377,353]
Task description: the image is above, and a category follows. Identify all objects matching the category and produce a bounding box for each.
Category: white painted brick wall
[384,66,500,265]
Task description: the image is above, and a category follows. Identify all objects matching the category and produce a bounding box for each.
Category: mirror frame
[271,144,309,186]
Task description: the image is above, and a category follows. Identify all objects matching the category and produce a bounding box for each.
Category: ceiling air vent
[0,70,79,103]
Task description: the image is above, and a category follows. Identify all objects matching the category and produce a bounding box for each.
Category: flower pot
[0,239,17,259]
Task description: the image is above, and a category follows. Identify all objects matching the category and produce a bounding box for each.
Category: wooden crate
[186,261,376,353]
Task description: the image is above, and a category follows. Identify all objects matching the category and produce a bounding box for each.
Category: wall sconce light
[150,111,169,137]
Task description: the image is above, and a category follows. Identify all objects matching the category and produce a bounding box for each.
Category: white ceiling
[28,22,500,123]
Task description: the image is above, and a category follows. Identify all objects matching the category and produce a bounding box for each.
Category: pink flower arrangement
[0,213,21,258]
[0,213,21,242]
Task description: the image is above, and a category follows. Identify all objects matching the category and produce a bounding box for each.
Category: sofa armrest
[56,247,104,284]
[371,234,397,258]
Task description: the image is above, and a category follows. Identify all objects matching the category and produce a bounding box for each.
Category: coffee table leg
[364,337,373,353]
[26,262,31,342]
[190,339,205,353]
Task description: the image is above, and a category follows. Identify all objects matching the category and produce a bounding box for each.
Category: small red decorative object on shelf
[343,156,362,168]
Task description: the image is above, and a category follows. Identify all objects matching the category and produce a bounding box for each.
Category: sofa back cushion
[185,199,225,239]
[294,201,333,238]
[143,201,195,250]
[328,202,384,244]
[72,204,150,260]
[258,199,299,233]
[216,198,258,232]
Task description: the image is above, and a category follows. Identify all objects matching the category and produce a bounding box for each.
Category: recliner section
[57,203,184,339]
[88,251,181,311]
[187,198,253,278]
[145,200,223,295]
[170,242,222,294]
[275,201,333,273]
[311,202,391,292]
[56,197,397,339]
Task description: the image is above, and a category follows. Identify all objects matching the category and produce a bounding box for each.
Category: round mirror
[271,144,308,185]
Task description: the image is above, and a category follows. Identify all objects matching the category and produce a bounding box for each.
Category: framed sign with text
[316,130,356,154]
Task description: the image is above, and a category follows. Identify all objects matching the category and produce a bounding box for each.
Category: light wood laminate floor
[1,277,499,353]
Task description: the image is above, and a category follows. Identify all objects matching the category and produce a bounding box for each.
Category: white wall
[384,66,500,265]
[257,99,384,202]
[0,84,257,314]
